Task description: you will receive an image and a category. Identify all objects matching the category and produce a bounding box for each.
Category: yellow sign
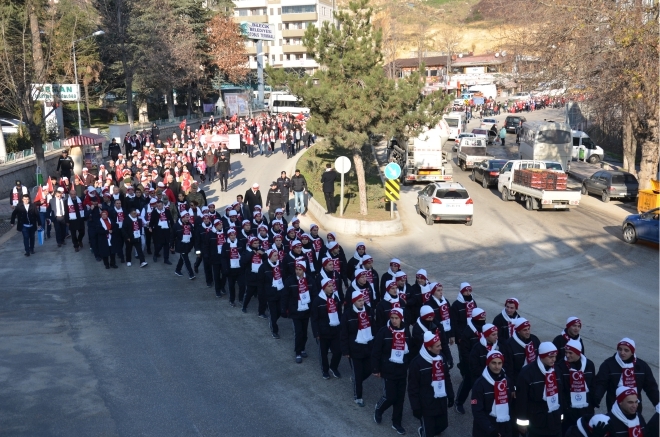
[385,179,400,201]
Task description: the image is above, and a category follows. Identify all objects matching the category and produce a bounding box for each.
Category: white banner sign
[241,22,275,41]
[228,133,241,150]
[32,84,80,101]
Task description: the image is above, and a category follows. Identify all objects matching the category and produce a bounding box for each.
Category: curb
[291,142,403,237]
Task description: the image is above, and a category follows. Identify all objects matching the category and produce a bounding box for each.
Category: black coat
[281,274,314,319]
[314,269,345,303]
[310,292,343,339]
[592,354,659,412]
[410,319,453,366]
[10,203,41,231]
[221,240,244,275]
[559,357,596,423]
[321,169,337,193]
[501,333,541,385]
[458,323,481,367]
[240,247,265,286]
[606,412,647,437]
[469,341,499,382]
[204,231,224,265]
[173,221,195,253]
[244,189,263,213]
[276,176,290,199]
[339,306,374,359]
[515,362,564,434]
[552,333,585,363]
[257,261,284,302]
[375,296,407,332]
[371,324,410,380]
[450,297,477,342]
[148,208,174,244]
[471,371,514,437]
[265,188,284,210]
[407,353,454,415]
[492,311,519,342]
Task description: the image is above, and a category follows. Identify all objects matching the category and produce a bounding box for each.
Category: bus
[518,120,573,171]
[443,112,467,140]
[268,94,310,116]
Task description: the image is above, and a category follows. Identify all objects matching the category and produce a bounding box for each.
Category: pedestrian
[499,126,507,146]
[424,282,453,344]
[56,149,74,180]
[501,317,541,392]
[277,171,291,216]
[49,187,68,247]
[10,193,42,256]
[340,291,374,407]
[372,307,409,435]
[282,261,313,363]
[148,199,173,265]
[346,268,376,312]
[98,209,119,269]
[470,350,513,437]
[10,180,29,209]
[469,323,499,382]
[553,316,585,362]
[194,214,214,286]
[408,269,432,324]
[311,278,343,379]
[240,237,264,313]
[206,219,227,298]
[347,242,367,280]
[492,298,520,341]
[216,145,231,191]
[108,138,121,161]
[222,228,244,305]
[410,305,452,366]
[244,183,263,213]
[259,248,286,337]
[380,258,401,294]
[111,198,126,263]
[173,212,196,279]
[265,181,284,222]
[66,187,86,252]
[450,282,477,348]
[87,195,102,260]
[122,208,147,268]
[515,342,563,437]
[316,256,345,304]
[607,387,648,436]
[320,163,337,212]
[375,280,407,332]
[559,339,596,436]
[291,169,308,216]
[454,307,486,415]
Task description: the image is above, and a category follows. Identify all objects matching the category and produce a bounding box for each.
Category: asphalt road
[0,115,657,437]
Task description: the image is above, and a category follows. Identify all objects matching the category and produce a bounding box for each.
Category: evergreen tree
[268,0,448,215]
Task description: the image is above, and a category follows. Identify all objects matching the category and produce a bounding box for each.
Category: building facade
[232,0,336,74]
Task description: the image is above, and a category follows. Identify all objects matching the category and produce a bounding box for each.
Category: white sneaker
[140,262,148,268]
[126,262,131,267]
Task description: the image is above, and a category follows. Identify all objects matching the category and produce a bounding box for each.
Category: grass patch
[299,139,391,221]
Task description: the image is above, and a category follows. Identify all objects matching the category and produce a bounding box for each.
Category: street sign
[32,84,80,101]
[385,179,400,201]
[384,162,401,180]
[239,22,275,41]
[335,156,351,174]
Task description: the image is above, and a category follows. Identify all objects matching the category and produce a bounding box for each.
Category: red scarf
[622,367,637,389]
[327,296,337,315]
[433,359,445,383]
[332,258,340,272]
[495,378,508,405]
[358,310,370,330]
[365,269,373,284]
[525,342,537,364]
[272,265,282,281]
[465,300,476,318]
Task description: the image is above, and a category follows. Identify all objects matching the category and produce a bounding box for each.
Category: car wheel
[465,217,473,226]
[622,224,637,244]
[601,191,610,203]
[502,187,511,201]
[425,209,434,226]
[588,155,601,164]
[581,184,587,195]
[472,170,477,182]
[460,161,466,171]
[482,176,489,189]
[525,196,535,211]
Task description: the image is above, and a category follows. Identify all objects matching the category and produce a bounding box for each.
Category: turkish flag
[179,119,187,130]
[46,176,54,193]
[34,186,43,203]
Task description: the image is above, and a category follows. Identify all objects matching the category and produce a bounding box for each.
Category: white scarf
[419,347,446,398]
[354,306,373,344]
[383,292,400,307]
[155,208,169,229]
[611,401,641,432]
[100,217,112,246]
[615,352,637,391]
[481,368,510,422]
[537,358,560,413]
[128,215,142,239]
[212,227,224,254]
[388,321,408,363]
[416,318,431,334]
[114,207,124,227]
[567,355,590,408]
[386,267,398,278]
[301,248,316,273]
[351,279,374,306]
[501,309,518,337]
[296,275,311,311]
[512,332,536,366]
[67,196,84,220]
[352,252,364,269]
[228,238,240,268]
[319,291,340,326]
[467,318,481,338]
[432,295,451,332]
[269,260,283,290]
[479,335,498,352]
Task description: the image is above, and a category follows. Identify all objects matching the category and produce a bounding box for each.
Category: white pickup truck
[497,160,581,210]
[456,137,493,171]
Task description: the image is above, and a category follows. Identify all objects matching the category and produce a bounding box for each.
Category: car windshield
[545,162,564,171]
[507,117,521,124]
[445,118,459,127]
[611,174,638,184]
[472,129,487,135]
[538,129,572,144]
[490,161,506,170]
[436,189,469,199]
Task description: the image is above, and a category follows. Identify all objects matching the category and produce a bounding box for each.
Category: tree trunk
[636,118,659,191]
[186,86,192,118]
[352,147,368,215]
[125,75,134,125]
[28,0,45,171]
[622,111,637,174]
[166,89,175,120]
[84,82,92,128]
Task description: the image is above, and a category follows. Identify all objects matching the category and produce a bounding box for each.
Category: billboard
[240,22,275,41]
[32,84,80,101]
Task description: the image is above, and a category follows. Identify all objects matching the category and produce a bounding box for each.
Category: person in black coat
[121,208,147,267]
[148,199,174,265]
[515,342,564,437]
[244,184,263,213]
[492,298,520,342]
[49,188,68,246]
[56,149,74,179]
[408,330,454,437]
[240,237,265,314]
[108,138,121,161]
[282,240,309,280]
[559,339,596,436]
[65,188,87,251]
[380,258,401,298]
[450,282,477,344]
[375,279,407,332]
[407,269,431,327]
[98,209,119,268]
[282,262,314,363]
[411,305,452,366]
[552,316,585,363]
[311,278,343,379]
[221,228,244,305]
[265,181,284,221]
[258,249,286,337]
[469,323,500,382]
[345,269,376,313]
[607,388,648,437]
[592,337,659,414]
[372,307,410,434]
[87,196,102,261]
[193,215,214,286]
[173,212,195,279]
[455,307,486,414]
[320,164,338,214]
[205,220,226,298]
[316,257,345,303]
[360,255,380,305]
[340,291,375,407]
[277,171,291,215]
[10,193,42,256]
[471,350,513,437]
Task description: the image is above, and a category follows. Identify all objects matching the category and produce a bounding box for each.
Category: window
[538,129,571,144]
[236,9,248,16]
[611,174,638,184]
[277,8,281,14]
[436,189,469,199]
[271,55,275,63]
[270,8,273,15]
[279,54,283,61]
[282,5,316,14]
[279,39,282,46]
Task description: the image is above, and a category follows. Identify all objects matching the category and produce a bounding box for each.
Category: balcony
[281,12,317,21]
[245,45,270,55]
[232,15,269,23]
[282,29,306,38]
[282,45,308,54]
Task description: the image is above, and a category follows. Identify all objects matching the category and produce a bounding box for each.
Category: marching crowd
[8,113,659,437]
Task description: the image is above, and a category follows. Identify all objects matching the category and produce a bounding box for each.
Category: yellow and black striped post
[385,178,400,218]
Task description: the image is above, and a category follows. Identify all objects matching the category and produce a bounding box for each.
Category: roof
[63,133,106,147]
[450,54,507,67]
[387,55,450,69]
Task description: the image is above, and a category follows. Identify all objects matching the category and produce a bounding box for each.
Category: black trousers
[317,335,341,373]
[102,254,116,267]
[349,356,372,400]
[153,237,170,261]
[194,255,213,285]
[456,361,473,405]
[226,272,244,303]
[145,231,152,253]
[211,263,226,296]
[125,238,145,263]
[376,378,407,427]
[419,413,448,437]
[69,220,85,248]
[256,286,268,316]
[291,318,309,355]
[88,229,99,257]
[268,300,281,334]
[218,171,229,190]
[53,216,67,244]
[242,285,259,311]
[324,192,336,213]
[176,252,194,275]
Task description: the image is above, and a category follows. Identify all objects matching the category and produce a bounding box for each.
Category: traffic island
[293,140,403,236]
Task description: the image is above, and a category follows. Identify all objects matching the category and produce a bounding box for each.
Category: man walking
[10,180,28,209]
[49,187,68,247]
[10,194,42,256]
[290,169,308,216]
[265,181,284,222]
[56,149,74,180]
[216,145,231,191]
[244,183,263,213]
[66,187,86,252]
[277,171,291,216]
[321,164,338,214]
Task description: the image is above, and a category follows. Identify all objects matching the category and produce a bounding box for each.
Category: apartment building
[232,0,336,74]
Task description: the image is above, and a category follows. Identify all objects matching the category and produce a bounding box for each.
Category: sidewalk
[567,159,625,183]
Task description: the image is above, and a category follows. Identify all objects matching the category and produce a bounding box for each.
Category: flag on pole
[179,119,187,130]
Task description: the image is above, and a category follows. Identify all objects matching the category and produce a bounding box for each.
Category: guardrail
[0,140,63,165]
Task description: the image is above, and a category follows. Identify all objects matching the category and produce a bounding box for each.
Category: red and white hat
[309,223,319,231]
[227,228,237,235]
[351,291,363,303]
[616,386,638,404]
[460,282,472,294]
[385,279,397,291]
[482,323,498,338]
[355,269,367,280]
[390,258,401,268]
[361,255,373,265]
[213,219,222,226]
[566,317,581,329]
[389,307,404,321]
[291,240,302,248]
[538,342,558,358]
[423,331,440,348]
[617,337,636,355]
[486,350,504,365]
[470,308,486,320]
[326,241,338,250]
[416,269,427,280]
[322,257,334,267]
[565,339,582,356]
[321,278,335,289]
[514,318,530,332]
[505,298,519,309]
[295,262,306,271]
[395,271,407,282]
[430,282,443,294]
[420,305,434,319]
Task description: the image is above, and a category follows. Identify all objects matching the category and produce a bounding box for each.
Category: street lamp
[73,30,105,133]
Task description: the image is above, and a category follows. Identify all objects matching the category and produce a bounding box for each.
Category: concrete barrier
[0,150,62,198]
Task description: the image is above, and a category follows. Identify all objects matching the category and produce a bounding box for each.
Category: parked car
[581,170,639,203]
[0,118,25,135]
[472,159,508,188]
[471,128,497,145]
[512,92,532,101]
[417,182,474,226]
[622,207,659,244]
[505,115,526,133]
[480,118,498,130]
[453,132,476,151]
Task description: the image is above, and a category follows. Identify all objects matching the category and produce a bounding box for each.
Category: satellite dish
[495,53,500,57]
[502,51,507,57]
[458,53,463,58]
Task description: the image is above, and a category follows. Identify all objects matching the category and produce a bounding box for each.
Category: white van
[268,93,310,115]
[518,120,572,171]
[443,112,467,140]
[571,130,604,164]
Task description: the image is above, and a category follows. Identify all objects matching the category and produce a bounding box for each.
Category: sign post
[240,22,275,109]
[384,162,402,219]
[334,156,351,217]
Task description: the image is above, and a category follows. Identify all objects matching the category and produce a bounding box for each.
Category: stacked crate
[513,169,568,190]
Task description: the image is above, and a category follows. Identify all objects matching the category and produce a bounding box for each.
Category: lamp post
[73,30,104,133]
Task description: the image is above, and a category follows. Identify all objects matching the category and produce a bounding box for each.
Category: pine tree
[268,0,449,215]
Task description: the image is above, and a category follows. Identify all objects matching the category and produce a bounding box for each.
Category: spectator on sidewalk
[10,193,42,256]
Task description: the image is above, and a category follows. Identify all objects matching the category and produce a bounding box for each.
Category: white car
[480,118,498,130]
[512,92,532,101]
[417,182,474,226]
[0,118,25,135]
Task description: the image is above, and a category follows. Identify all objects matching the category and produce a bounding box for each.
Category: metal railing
[0,140,62,165]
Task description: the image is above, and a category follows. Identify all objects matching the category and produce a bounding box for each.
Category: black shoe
[153,255,158,262]
[110,264,118,269]
[206,283,212,288]
[24,252,30,257]
[174,271,183,277]
[454,403,465,415]
[392,424,406,435]
[322,371,330,380]
[96,257,102,262]
[272,333,280,339]
[30,250,35,254]
[329,368,341,378]
[300,351,308,358]
[229,302,236,307]
[295,355,302,364]
[374,408,383,424]
[189,275,196,280]
[258,314,268,319]
[164,260,172,265]
[238,300,243,305]
[105,265,110,269]
[241,308,247,313]
[194,265,199,274]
